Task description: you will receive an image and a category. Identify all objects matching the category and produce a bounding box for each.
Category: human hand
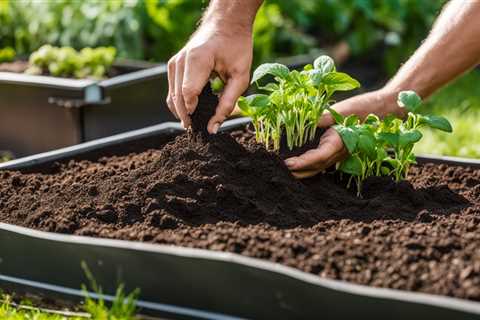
[166,20,253,134]
[285,88,402,178]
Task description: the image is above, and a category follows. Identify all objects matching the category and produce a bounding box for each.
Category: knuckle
[181,85,200,100]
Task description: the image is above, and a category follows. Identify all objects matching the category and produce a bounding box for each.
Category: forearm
[201,0,263,35]
[385,0,480,99]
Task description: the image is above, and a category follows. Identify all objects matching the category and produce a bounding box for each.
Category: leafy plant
[81,261,140,320]
[333,90,452,196]
[26,45,116,79]
[238,55,360,151]
[0,46,15,63]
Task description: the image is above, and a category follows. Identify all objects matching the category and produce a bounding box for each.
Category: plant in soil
[0,264,140,320]
[25,45,116,79]
[333,90,453,195]
[237,55,360,151]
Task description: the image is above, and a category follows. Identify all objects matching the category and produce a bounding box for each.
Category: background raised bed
[0,59,174,158]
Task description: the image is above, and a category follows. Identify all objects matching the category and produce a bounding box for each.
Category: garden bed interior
[1,113,479,308]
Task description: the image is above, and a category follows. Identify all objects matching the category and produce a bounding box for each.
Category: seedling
[333,91,452,196]
[26,45,116,79]
[238,55,360,151]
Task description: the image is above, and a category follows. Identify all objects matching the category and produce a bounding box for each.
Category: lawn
[414,69,480,158]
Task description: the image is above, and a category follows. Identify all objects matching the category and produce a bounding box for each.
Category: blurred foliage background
[0,0,479,158]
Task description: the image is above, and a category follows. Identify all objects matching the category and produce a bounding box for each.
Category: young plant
[26,45,116,79]
[238,55,360,151]
[333,91,452,196]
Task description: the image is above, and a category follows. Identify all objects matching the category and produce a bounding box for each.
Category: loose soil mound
[0,127,479,301]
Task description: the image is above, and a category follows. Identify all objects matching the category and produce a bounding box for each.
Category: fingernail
[212,123,220,134]
[181,120,187,129]
[285,159,296,168]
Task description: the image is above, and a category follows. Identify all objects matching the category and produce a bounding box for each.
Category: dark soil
[1,128,479,301]
[0,60,122,78]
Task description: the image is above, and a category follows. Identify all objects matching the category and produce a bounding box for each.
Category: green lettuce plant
[333,90,452,196]
[238,55,360,151]
[26,45,116,79]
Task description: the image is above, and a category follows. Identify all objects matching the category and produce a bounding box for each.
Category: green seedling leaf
[358,132,377,159]
[303,63,313,71]
[308,69,323,86]
[210,76,224,94]
[237,94,270,116]
[397,90,422,113]
[328,108,345,124]
[334,125,358,154]
[259,82,280,92]
[339,155,363,176]
[313,55,336,74]
[344,114,359,127]
[323,72,361,91]
[377,132,399,147]
[399,129,422,148]
[365,114,380,125]
[419,115,453,132]
[251,63,289,83]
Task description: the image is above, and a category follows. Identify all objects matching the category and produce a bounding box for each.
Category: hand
[285,88,402,178]
[166,21,253,134]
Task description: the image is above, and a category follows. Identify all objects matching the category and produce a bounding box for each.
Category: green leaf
[358,133,377,159]
[399,129,422,148]
[237,94,269,116]
[377,132,399,147]
[365,114,380,125]
[397,90,422,113]
[328,108,345,124]
[323,72,361,91]
[313,55,336,74]
[334,125,359,154]
[308,69,323,86]
[251,63,289,83]
[245,94,270,108]
[339,155,363,176]
[210,76,224,94]
[377,148,388,161]
[303,63,313,71]
[419,115,453,132]
[344,115,359,127]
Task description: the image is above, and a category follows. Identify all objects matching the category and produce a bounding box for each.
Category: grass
[0,287,139,320]
[414,69,480,159]
[0,263,140,320]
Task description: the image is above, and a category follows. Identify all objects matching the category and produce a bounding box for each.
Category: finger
[174,55,190,128]
[291,169,322,179]
[182,49,214,115]
[207,75,248,134]
[285,129,344,171]
[166,57,178,119]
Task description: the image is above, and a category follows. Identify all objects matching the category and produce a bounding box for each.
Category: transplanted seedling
[238,55,360,151]
[333,90,452,196]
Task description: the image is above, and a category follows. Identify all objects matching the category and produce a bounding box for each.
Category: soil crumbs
[0,128,479,301]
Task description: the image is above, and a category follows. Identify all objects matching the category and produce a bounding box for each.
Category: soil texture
[0,127,479,301]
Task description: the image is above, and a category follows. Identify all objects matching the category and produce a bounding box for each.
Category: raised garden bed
[0,116,480,319]
[0,58,174,158]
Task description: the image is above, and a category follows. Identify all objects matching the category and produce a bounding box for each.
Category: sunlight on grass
[414,70,480,159]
